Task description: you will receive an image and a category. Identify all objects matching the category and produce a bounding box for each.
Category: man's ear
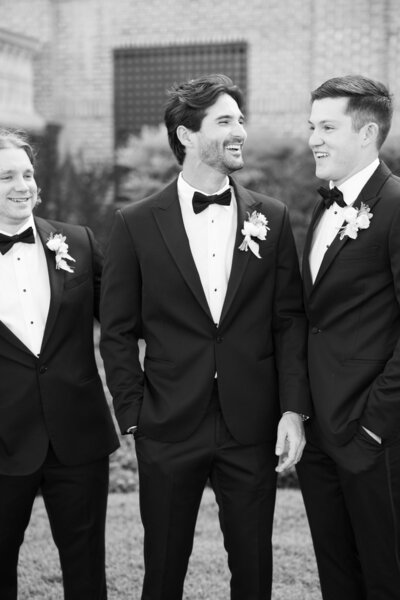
[361,122,379,148]
[176,125,194,150]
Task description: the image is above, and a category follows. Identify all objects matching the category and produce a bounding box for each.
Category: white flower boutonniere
[238,210,270,258]
[46,232,76,273]
[339,203,373,240]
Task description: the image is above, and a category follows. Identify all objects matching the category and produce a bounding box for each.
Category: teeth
[315,152,328,158]
[9,198,30,203]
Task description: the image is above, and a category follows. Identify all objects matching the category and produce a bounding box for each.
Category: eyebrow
[216,113,245,121]
[308,118,339,125]
[0,167,34,174]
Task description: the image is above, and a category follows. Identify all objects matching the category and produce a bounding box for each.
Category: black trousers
[135,382,278,600]
[0,444,109,600]
[297,423,400,600]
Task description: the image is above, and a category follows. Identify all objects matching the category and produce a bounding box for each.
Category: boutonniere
[238,211,270,258]
[46,232,76,272]
[339,203,373,240]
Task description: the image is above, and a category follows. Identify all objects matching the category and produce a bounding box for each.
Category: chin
[315,165,331,181]
[228,160,244,173]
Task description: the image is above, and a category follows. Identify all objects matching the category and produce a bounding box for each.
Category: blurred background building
[1,0,399,248]
[1,0,399,161]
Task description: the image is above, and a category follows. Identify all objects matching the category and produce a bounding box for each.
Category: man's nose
[13,176,30,191]
[309,129,322,147]
[233,121,247,139]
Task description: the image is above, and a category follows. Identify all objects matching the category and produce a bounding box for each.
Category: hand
[275,412,306,473]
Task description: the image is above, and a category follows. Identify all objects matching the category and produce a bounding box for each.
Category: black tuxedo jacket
[100,177,310,445]
[303,162,400,445]
[0,217,119,475]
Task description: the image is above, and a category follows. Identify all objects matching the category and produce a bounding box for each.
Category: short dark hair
[164,73,244,165]
[0,129,36,165]
[311,75,393,148]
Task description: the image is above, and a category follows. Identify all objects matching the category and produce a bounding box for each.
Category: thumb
[275,428,287,456]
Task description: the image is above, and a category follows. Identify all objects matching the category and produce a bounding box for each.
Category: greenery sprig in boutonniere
[46,232,76,272]
[238,210,269,258]
[339,203,373,240]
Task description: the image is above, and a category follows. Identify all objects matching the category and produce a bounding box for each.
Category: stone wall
[0,0,399,162]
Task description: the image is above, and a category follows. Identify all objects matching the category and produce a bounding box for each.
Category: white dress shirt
[177,172,237,325]
[0,215,50,356]
[309,159,380,283]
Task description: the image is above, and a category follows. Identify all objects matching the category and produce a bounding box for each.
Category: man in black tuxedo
[0,130,119,599]
[297,75,400,599]
[100,74,310,600]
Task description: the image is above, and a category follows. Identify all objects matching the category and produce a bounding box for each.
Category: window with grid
[114,42,247,145]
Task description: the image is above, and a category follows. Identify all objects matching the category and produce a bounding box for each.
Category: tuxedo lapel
[308,162,390,293]
[302,198,325,298]
[0,321,32,354]
[151,181,212,320]
[34,217,65,351]
[219,180,260,325]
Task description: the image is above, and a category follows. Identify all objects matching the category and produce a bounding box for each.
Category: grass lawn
[18,487,321,599]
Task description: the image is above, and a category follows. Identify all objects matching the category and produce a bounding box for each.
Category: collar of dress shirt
[330,158,380,206]
[0,214,37,238]
[177,172,231,207]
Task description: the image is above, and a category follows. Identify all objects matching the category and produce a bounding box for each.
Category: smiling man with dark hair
[101,74,310,599]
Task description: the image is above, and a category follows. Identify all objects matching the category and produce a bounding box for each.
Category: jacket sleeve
[85,226,104,322]
[361,201,400,438]
[272,205,312,416]
[99,210,144,434]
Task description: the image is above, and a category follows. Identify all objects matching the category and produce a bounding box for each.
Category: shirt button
[311,327,321,334]
[39,365,47,374]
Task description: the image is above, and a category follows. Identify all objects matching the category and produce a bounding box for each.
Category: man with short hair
[100,73,311,599]
[0,129,119,600]
[298,75,400,599]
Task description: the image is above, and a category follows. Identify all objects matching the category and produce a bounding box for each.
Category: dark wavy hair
[164,73,244,165]
[311,75,393,149]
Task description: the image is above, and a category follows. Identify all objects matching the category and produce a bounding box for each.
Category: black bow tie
[0,226,35,255]
[318,186,346,209]
[192,188,232,214]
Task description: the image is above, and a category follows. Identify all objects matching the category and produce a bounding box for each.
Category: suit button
[216,337,223,343]
[311,327,321,334]
[39,365,48,374]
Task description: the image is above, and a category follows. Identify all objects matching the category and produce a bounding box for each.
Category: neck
[181,164,228,194]
[0,219,30,235]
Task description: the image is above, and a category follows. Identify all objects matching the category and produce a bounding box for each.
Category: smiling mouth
[314,152,329,159]
[225,144,243,154]
[8,197,31,203]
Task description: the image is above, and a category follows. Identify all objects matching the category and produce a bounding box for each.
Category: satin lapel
[302,198,325,299]
[312,162,390,291]
[0,321,33,354]
[151,182,212,320]
[35,217,65,351]
[219,180,259,325]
